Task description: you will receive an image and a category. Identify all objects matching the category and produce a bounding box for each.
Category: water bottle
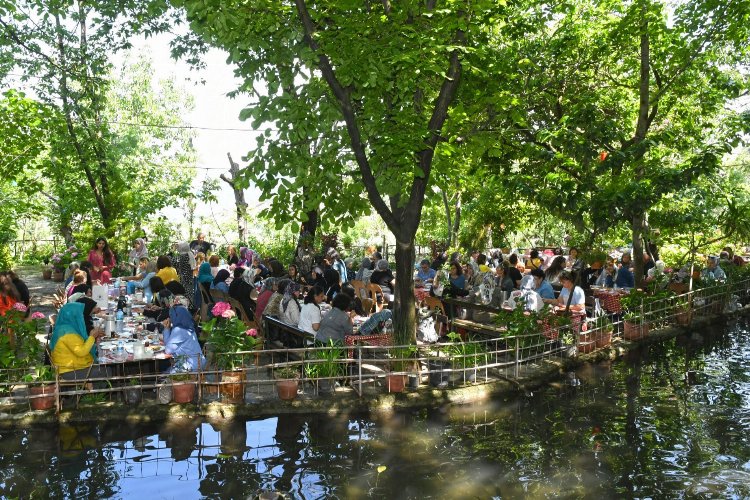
[145,289,153,304]
[115,277,121,290]
[116,309,124,333]
[116,340,124,360]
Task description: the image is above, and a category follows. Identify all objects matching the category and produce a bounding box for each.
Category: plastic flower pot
[42,269,52,280]
[276,379,299,400]
[675,308,692,326]
[52,271,65,282]
[595,330,613,349]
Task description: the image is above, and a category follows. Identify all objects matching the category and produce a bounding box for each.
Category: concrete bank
[1,307,747,429]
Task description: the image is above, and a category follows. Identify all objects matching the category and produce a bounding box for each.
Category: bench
[263,315,314,351]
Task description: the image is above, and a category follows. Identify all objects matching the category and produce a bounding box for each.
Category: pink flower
[12,303,28,312]
[71,252,78,258]
[211,301,231,317]
[246,329,257,337]
[221,309,236,319]
[31,312,45,320]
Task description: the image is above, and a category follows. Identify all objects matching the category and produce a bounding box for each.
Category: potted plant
[1,307,48,403]
[50,246,79,281]
[274,367,300,400]
[171,371,196,404]
[386,345,416,393]
[42,264,53,280]
[591,315,614,349]
[202,302,259,403]
[124,377,143,405]
[23,366,56,411]
[446,332,487,384]
[673,296,693,326]
[305,340,345,395]
[623,311,649,340]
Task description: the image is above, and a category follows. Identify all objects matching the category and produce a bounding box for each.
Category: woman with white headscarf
[175,242,197,310]
[127,238,148,275]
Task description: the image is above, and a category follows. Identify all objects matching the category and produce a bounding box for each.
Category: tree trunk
[392,239,416,345]
[632,212,645,288]
[221,153,248,243]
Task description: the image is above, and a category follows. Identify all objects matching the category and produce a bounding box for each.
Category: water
[2,319,750,499]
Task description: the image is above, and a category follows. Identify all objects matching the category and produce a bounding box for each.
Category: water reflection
[1,319,750,498]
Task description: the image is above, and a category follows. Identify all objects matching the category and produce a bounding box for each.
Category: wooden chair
[350,280,368,301]
[360,298,375,316]
[423,296,446,316]
[366,283,384,312]
[199,283,213,321]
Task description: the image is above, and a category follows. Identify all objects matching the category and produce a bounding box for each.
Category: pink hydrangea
[30,312,45,320]
[211,301,232,317]
[246,328,257,337]
[221,309,236,319]
[71,252,78,258]
[12,302,28,312]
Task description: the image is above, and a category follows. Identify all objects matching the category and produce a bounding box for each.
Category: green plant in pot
[673,295,693,326]
[275,367,300,400]
[170,358,197,404]
[22,365,56,411]
[591,315,614,349]
[494,301,547,359]
[446,332,487,384]
[124,377,143,405]
[386,344,417,393]
[623,311,649,341]
[305,340,345,394]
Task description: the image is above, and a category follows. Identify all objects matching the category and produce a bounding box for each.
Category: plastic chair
[423,296,446,316]
[366,283,385,312]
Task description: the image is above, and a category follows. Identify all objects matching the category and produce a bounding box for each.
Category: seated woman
[495,264,516,294]
[123,257,157,295]
[280,282,302,326]
[0,273,21,316]
[228,267,256,320]
[525,249,543,270]
[355,257,374,284]
[545,256,567,285]
[211,269,231,293]
[415,259,437,286]
[195,257,214,305]
[316,293,354,345]
[264,279,290,318]
[67,284,91,304]
[208,254,221,277]
[595,262,616,288]
[227,245,240,266]
[76,297,102,333]
[614,260,635,288]
[66,270,88,297]
[298,285,325,336]
[340,282,367,316]
[557,271,585,313]
[50,302,108,382]
[287,264,305,285]
[155,255,179,285]
[254,277,276,319]
[370,259,395,295]
[162,304,206,373]
[308,266,327,289]
[323,269,341,302]
[530,268,556,304]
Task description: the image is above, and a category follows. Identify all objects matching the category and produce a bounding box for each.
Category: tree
[0,1,196,251]
[471,0,749,284]
[167,0,525,343]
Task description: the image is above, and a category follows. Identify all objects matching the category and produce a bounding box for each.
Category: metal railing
[1,278,748,412]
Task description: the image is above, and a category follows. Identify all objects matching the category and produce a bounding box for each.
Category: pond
[2,318,750,499]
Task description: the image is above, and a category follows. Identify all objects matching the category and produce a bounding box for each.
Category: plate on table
[99,342,115,350]
[147,345,164,353]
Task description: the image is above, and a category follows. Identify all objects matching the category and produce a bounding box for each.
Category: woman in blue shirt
[163,305,206,373]
[530,268,556,304]
[416,259,437,283]
[211,269,230,293]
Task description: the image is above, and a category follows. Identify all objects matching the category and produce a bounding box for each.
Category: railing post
[514,335,519,378]
[357,342,362,397]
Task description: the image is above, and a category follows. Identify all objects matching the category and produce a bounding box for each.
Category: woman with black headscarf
[323,269,341,302]
[211,269,230,293]
[228,267,255,320]
[76,297,101,334]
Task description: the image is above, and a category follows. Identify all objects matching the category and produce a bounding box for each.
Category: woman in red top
[87,237,116,284]
[0,274,21,316]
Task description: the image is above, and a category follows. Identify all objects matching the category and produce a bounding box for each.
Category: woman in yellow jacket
[50,301,109,382]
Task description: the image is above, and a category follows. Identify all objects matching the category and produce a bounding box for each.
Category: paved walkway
[16,266,59,318]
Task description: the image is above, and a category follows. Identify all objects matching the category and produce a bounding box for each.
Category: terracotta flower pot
[623,321,649,341]
[52,271,65,282]
[42,269,53,280]
[386,374,406,393]
[675,308,692,326]
[276,379,299,400]
[172,381,196,403]
[29,384,56,410]
[595,330,613,349]
[220,370,245,403]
